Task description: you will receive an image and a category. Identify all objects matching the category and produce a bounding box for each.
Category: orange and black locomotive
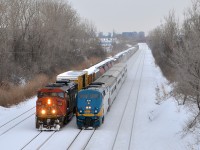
[36,80,78,130]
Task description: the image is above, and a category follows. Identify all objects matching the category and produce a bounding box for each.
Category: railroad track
[20,131,42,150]
[0,48,143,149]
[112,49,146,149]
[66,129,96,150]
[36,131,56,150]
[0,106,35,128]
[21,131,56,150]
[0,107,35,136]
[128,51,146,149]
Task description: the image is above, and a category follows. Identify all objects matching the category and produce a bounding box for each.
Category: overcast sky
[67,0,192,35]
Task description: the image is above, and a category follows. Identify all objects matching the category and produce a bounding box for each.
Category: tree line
[147,0,200,131]
[0,0,106,85]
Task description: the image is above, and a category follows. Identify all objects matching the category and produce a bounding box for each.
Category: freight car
[76,63,127,129]
[83,57,115,86]
[56,58,115,91]
[57,71,88,91]
[36,80,78,130]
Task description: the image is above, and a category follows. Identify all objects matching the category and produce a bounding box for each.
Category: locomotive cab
[36,81,77,130]
[76,84,109,129]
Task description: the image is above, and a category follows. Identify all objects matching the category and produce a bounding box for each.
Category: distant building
[138,32,145,39]
[98,32,114,52]
[121,31,146,42]
[122,32,138,38]
[122,32,132,37]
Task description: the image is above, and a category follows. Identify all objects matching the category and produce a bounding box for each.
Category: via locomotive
[36,80,78,130]
[76,63,127,129]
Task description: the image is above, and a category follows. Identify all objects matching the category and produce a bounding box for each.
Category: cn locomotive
[36,80,78,130]
[76,63,127,129]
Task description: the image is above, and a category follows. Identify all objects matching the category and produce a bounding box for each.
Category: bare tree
[148,0,200,131]
[0,0,105,85]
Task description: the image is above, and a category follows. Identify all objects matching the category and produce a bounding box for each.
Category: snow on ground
[0,43,199,150]
[0,97,36,127]
[130,46,188,150]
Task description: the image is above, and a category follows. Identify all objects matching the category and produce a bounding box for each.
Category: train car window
[37,92,64,98]
[104,65,109,71]
[118,79,121,84]
[51,93,57,96]
[99,67,105,75]
[58,92,64,98]
[79,94,99,99]
[111,86,116,94]
[103,91,105,96]
[64,92,67,98]
[37,92,43,98]
[66,94,70,100]
[37,92,50,98]
[79,94,88,99]
[90,94,99,98]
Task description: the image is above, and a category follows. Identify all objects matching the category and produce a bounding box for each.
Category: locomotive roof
[112,63,127,68]
[57,70,87,81]
[94,74,116,87]
[103,70,121,78]
[81,82,106,93]
[84,87,104,93]
[94,63,126,87]
[39,82,76,92]
[103,63,126,76]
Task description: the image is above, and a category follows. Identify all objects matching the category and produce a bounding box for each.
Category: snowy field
[0,43,199,150]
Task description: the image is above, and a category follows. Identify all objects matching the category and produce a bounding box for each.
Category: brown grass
[0,57,102,107]
[0,74,50,107]
[73,56,102,70]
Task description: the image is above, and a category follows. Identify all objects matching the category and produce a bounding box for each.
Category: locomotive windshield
[79,93,99,99]
[38,92,64,98]
[77,90,102,109]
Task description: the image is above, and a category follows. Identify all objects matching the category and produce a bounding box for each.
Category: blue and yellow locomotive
[76,63,127,129]
[76,83,109,129]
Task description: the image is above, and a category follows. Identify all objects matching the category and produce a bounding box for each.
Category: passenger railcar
[95,63,127,107]
[36,80,78,130]
[83,57,114,86]
[76,63,127,129]
[113,45,139,63]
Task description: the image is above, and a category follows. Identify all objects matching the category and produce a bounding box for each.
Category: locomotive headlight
[47,99,51,105]
[94,110,98,114]
[52,109,56,114]
[79,110,83,114]
[41,109,46,115]
[86,106,91,109]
